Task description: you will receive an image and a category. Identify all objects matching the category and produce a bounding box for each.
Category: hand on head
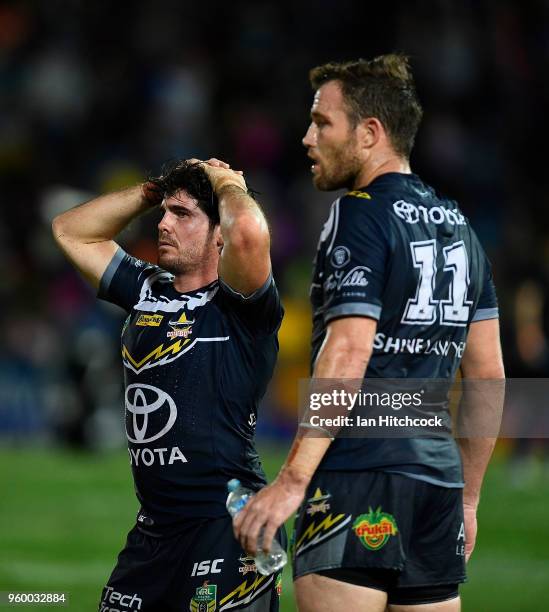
[189,158,247,194]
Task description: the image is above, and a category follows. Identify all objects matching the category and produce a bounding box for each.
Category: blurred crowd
[1,1,549,464]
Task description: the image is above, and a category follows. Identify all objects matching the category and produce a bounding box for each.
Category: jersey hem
[219,273,273,303]
[98,246,125,298]
[471,307,499,322]
[324,302,382,323]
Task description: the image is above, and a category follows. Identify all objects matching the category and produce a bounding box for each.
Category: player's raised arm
[51,182,162,289]
[458,318,505,561]
[201,160,271,296]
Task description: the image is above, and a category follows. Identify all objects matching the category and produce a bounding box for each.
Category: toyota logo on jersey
[125,383,177,443]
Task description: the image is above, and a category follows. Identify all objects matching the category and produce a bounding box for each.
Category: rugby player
[52,159,285,611]
[234,55,505,611]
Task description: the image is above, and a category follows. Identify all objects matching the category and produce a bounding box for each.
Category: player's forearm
[457,437,497,508]
[457,367,505,507]
[52,184,154,245]
[277,329,372,490]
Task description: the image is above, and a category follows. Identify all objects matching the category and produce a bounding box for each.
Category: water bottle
[226,478,287,575]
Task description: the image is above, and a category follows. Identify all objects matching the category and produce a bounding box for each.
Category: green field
[0,446,548,611]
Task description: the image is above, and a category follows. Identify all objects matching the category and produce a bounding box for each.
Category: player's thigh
[295,572,387,612]
[179,516,285,611]
[389,595,460,612]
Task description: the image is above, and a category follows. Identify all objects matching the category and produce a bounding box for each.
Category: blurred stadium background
[1,1,549,610]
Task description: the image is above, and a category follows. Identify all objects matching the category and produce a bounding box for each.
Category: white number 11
[402,239,472,327]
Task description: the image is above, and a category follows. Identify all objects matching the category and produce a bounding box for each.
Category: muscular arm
[52,184,155,288]
[199,161,271,296]
[278,317,376,486]
[234,316,377,552]
[457,317,505,559]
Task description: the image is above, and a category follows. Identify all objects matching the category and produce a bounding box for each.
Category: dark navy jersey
[311,173,498,486]
[99,248,283,525]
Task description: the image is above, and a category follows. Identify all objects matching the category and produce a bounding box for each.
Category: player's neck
[172,268,218,293]
[353,155,411,190]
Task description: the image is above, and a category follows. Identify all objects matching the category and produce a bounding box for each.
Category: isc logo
[190,559,224,576]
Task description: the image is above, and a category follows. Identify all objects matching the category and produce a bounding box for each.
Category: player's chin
[158,252,178,271]
[313,173,339,192]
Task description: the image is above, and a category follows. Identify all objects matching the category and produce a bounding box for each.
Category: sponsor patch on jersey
[347,190,371,199]
[393,199,466,226]
[306,488,331,516]
[136,314,164,327]
[331,246,351,269]
[190,581,217,612]
[167,312,194,339]
[353,507,398,551]
[125,383,177,444]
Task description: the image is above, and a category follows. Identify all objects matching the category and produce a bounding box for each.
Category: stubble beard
[158,230,218,276]
[313,137,362,192]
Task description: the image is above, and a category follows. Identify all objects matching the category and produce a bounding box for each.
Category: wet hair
[149,160,220,227]
[309,54,423,158]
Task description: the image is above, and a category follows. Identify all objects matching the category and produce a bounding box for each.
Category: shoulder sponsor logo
[167,312,194,339]
[306,488,331,516]
[324,266,371,292]
[347,190,371,199]
[393,200,466,226]
[125,384,177,443]
[136,314,164,327]
[353,506,398,551]
[190,581,217,612]
[331,246,351,269]
[341,266,368,288]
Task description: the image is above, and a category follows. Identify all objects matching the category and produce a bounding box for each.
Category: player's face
[302,80,363,191]
[157,190,219,275]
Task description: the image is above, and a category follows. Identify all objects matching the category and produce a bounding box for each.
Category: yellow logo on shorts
[353,506,398,551]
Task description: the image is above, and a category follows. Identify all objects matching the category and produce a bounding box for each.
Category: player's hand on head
[192,158,246,194]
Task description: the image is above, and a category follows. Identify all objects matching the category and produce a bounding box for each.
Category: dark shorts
[99,517,285,612]
[291,471,466,601]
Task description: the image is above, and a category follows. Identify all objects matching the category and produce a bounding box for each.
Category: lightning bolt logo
[219,574,273,611]
[294,513,352,557]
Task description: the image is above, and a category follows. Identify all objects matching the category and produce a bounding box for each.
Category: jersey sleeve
[322,195,390,324]
[97,247,153,312]
[471,253,499,322]
[218,274,284,336]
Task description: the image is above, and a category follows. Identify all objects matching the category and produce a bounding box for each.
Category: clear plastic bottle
[226,478,287,576]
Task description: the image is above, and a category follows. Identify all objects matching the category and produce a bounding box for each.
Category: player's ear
[214,226,224,252]
[357,117,382,150]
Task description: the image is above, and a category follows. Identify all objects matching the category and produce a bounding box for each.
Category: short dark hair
[150,160,220,227]
[309,54,423,158]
